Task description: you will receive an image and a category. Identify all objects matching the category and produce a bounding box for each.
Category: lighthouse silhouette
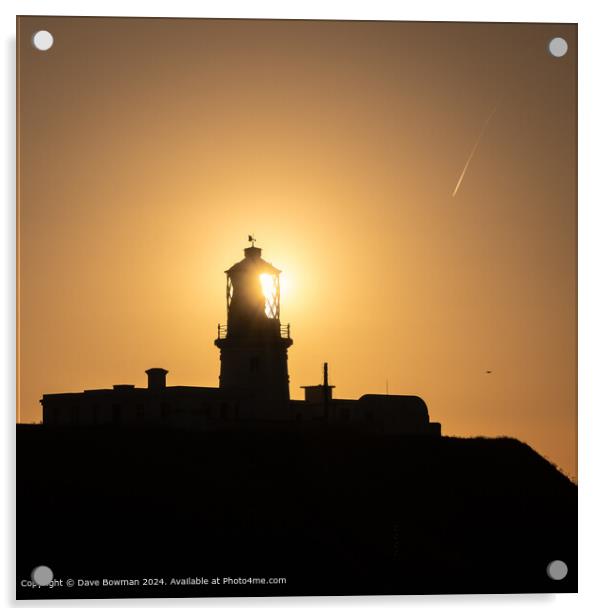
[214,240,293,416]
[40,237,440,435]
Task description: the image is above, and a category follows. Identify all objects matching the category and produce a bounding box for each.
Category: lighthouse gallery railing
[217,323,291,339]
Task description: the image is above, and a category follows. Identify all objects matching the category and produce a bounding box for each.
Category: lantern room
[223,241,284,336]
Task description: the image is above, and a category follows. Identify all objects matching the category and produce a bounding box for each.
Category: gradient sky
[17,17,577,478]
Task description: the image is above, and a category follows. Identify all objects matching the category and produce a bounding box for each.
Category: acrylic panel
[16,16,577,599]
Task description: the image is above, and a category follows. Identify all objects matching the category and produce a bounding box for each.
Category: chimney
[145,368,168,390]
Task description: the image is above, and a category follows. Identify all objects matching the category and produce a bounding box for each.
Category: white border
[3,1,601,614]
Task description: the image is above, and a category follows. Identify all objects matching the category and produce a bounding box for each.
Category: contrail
[452,106,497,198]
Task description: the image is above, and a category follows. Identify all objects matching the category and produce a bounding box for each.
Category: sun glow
[260,273,278,318]
[260,273,275,299]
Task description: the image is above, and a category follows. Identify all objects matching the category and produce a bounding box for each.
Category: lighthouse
[41,237,439,435]
[214,239,293,416]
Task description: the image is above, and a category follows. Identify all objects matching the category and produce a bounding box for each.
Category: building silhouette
[41,241,441,436]
[215,242,293,418]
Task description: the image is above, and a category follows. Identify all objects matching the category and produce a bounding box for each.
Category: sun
[259,273,277,318]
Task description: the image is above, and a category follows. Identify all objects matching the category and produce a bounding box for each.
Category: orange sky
[17,17,577,478]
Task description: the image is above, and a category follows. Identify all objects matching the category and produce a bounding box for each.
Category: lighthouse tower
[215,239,293,416]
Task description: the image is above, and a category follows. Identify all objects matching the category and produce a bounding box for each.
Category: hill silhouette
[17,424,576,598]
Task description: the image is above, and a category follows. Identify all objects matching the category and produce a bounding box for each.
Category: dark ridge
[17,424,576,598]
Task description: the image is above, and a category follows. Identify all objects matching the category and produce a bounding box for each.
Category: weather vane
[248,234,256,247]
